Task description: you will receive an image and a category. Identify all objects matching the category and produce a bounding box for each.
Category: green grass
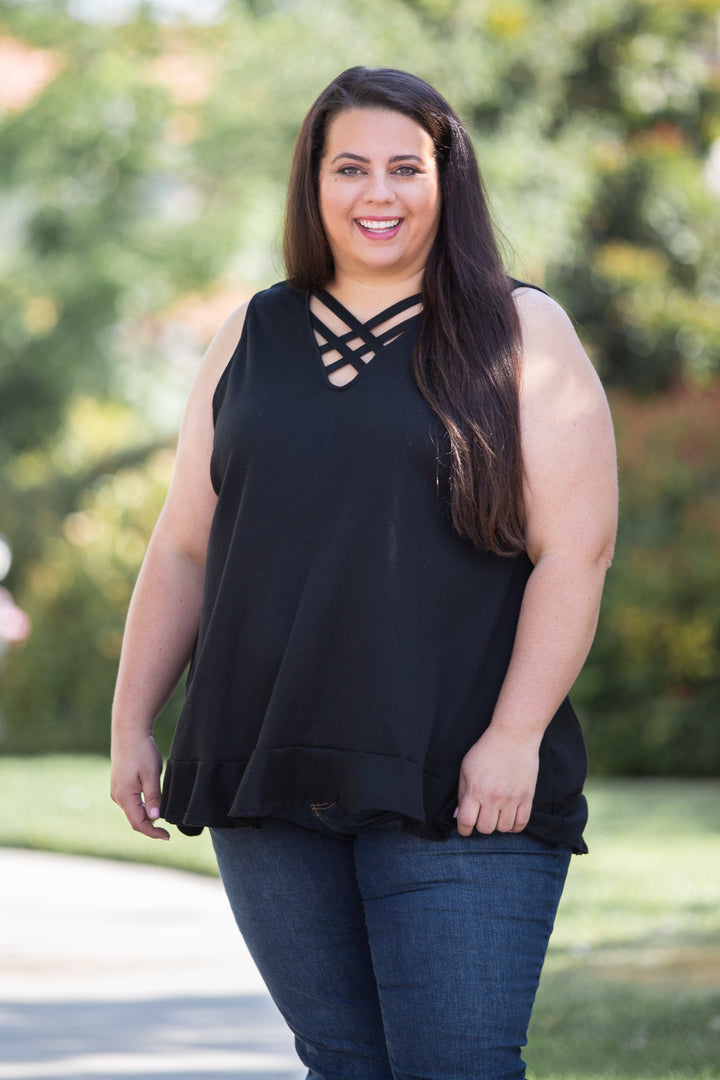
[0,754,218,874]
[0,757,718,1079]
[529,778,720,1080]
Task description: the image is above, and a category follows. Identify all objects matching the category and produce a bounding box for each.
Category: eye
[394,165,420,176]
[337,164,364,176]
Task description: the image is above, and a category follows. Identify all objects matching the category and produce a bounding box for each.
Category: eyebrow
[329,152,425,165]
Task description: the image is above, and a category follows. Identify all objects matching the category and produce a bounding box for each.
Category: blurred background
[1,0,719,776]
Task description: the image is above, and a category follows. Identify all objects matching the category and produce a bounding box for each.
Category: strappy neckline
[309,288,422,390]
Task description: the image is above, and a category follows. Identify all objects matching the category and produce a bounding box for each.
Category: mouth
[354,217,402,239]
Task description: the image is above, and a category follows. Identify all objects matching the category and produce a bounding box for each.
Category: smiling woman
[111,66,617,1080]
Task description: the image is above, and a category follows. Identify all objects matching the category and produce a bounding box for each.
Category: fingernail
[453,806,459,818]
[148,806,160,820]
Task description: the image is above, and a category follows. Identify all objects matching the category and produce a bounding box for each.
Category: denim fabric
[211,804,571,1080]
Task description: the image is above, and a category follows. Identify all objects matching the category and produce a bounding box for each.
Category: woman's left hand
[455,725,540,836]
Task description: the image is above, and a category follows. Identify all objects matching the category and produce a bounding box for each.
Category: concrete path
[0,848,305,1080]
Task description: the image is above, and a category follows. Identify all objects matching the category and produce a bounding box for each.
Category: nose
[365,170,395,203]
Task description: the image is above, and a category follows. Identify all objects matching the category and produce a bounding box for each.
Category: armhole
[211,362,232,426]
[211,300,253,426]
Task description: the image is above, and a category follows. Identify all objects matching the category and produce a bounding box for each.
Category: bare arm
[110,303,248,839]
[456,288,618,836]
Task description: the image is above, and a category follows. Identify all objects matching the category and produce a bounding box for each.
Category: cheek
[320,182,352,225]
[418,189,441,233]
[410,177,441,221]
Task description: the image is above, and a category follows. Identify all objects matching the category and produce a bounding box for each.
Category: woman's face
[317,108,441,286]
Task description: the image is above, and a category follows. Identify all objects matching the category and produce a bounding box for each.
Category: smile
[354,218,402,239]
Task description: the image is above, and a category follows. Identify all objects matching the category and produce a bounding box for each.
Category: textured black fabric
[160,280,589,852]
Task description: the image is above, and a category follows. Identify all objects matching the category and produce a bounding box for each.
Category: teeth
[357,219,400,230]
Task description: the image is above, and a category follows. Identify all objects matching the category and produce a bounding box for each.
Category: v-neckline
[308,288,423,391]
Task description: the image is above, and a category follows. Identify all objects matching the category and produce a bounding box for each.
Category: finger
[135,818,171,841]
[139,793,171,840]
[139,776,163,823]
[511,801,532,833]
[474,805,500,835]
[135,808,171,841]
[455,796,481,837]
[495,805,519,833]
[120,789,170,841]
[140,814,171,841]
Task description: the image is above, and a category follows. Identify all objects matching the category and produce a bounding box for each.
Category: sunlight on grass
[527,777,720,1079]
[551,779,720,958]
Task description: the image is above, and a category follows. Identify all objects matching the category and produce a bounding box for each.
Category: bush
[575,384,720,775]
[0,446,183,755]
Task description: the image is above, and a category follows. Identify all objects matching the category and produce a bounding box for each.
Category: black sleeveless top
[160,280,589,852]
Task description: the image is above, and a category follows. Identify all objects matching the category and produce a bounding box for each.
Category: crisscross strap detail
[311,289,422,384]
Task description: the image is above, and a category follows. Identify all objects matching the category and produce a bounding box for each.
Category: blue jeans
[211,803,571,1080]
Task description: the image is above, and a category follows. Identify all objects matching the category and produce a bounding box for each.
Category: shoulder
[198,300,250,394]
[512,284,578,355]
[510,284,604,408]
[509,288,617,563]
[511,285,615,496]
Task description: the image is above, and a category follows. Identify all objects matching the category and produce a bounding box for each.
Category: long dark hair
[284,67,524,555]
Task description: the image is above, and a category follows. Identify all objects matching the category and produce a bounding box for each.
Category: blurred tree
[547,4,720,391]
[2,8,171,458]
[0,1,249,582]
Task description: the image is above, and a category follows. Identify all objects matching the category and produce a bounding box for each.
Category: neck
[325,268,424,317]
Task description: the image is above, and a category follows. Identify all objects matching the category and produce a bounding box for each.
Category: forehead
[322,108,435,160]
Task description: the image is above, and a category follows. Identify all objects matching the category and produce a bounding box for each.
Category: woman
[111,67,617,1079]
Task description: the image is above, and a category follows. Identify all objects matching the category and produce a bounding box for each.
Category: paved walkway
[0,848,305,1080]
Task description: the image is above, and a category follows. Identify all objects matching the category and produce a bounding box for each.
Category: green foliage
[574,386,720,775]
[556,134,720,391]
[0,404,183,754]
[1,10,173,455]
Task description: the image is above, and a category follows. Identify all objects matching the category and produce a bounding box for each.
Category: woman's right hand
[110,733,170,840]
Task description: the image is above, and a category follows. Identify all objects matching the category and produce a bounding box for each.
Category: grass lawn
[0,756,718,1079]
